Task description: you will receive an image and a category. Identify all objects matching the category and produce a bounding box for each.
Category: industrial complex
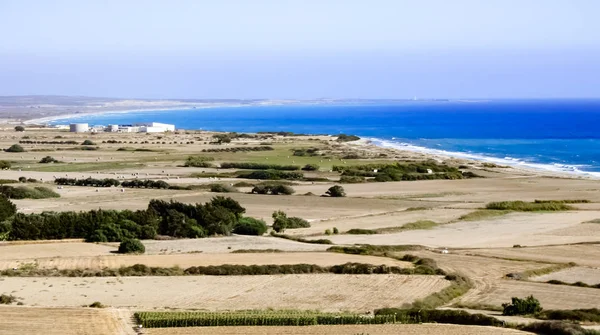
[68,122,175,133]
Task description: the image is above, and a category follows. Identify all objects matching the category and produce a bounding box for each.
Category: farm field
[0,274,449,311]
[318,211,600,248]
[462,244,600,267]
[144,324,533,335]
[0,306,131,335]
[0,251,413,270]
[531,266,600,285]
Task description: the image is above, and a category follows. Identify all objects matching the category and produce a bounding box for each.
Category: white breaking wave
[367,137,600,179]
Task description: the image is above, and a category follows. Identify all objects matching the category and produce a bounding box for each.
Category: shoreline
[15,105,600,180]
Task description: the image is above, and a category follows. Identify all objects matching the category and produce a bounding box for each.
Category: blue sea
[47,99,600,176]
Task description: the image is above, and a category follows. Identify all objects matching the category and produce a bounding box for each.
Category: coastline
[13,104,600,181]
[348,138,600,180]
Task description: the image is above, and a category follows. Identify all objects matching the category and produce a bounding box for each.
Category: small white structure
[426,169,433,174]
[107,124,119,132]
[69,123,89,133]
[134,122,175,132]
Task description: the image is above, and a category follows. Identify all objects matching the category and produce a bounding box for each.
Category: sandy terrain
[0,274,449,311]
[318,211,600,248]
[0,306,132,335]
[462,244,600,267]
[145,324,532,335]
[531,266,600,285]
[0,242,115,261]
[142,236,331,254]
[0,252,412,270]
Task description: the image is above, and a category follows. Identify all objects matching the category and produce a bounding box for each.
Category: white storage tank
[108,124,119,132]
[69,123,89,133]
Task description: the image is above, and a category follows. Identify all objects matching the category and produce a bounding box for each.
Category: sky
[1,0,599,99]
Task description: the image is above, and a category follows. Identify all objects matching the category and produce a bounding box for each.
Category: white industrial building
[134,122,175,132]
[69,123,89,132]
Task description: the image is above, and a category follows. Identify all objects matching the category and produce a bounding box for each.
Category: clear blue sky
[1,0,599,99]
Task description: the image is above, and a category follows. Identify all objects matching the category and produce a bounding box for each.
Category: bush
[326,185,346,197]
[333,227,339,234]
[89,301,105,308]
[301,164,319,171]
[5,144,25,153]
[271,211,310,232]
[184,156,214,168]
[519,321,595,335]
[210,184,238,193]
[336,134,360,142]
[0,294,18,304]
[347,228,377,234]
[118,238,145,254]
[502,295,543,316]
[39,156,59,164]
[339,175,365,183]
[0,186,60,199]
[233,217,268,236]
[237,170,304,180]
[81,140,96,145]
[0,161,11,169]
[487,201,573,211]
[14,126,25,132]
[0,194,17,222]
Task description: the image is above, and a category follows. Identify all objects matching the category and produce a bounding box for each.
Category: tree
[0,194,17,222]
[14,126,25,132]
[5,144,24,153]
[301,164,319,171]
[502,295,542,316]
[81,139,96,145]
[118,238,145,254]
[326,185,346,197]
[272,210,288,233]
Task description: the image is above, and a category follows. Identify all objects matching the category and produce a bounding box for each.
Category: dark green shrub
[81,140,96,145]
[0,294,18,304]
[14,126,25,132]
[220,162,299,171]
[487,201,573,211]
[502,295,543,316]
[0,194,17,222]
[89,301,105,308]
[519,321,594,335]
[233,217,268,236]
[326,185,346,197]
[118,238,145,254]
[251,184,295,195]
[184,156,214,167]
[537,308,600,322]
[332,227,339,234]
[336,134,360,142]
[301,164,319,171]
[39,156,59,164]
[0,161,11,169]
[339,175,366,183]
[5,144,25,153]
[210,184,238,193]
[346,228,377,234]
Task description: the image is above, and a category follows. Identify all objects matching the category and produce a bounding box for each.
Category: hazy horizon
[1,0,599,99]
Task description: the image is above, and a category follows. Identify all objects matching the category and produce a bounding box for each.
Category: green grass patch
[534,199,591,204]
[21,162,144,172]
[230,249,284,253]
[270,232,333,244]
[398,220,438,230]
[486,201,574,211]
[506,263,575,281]
[346,228,377,235]
[410,274,473,309]
[458,210,511,221]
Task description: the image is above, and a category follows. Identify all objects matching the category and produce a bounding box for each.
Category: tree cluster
[237,170,304,180]
[201,146,273,153]
[55,177,121,187]
[184,156,215,167]
[251,184,295,195]
[1,196,247,242]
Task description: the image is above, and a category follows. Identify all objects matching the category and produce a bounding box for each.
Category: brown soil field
[0,252,412,270]
[531,266,600,285]
[319,211,600,248]
[0,274,448,311]
[0,242,115,261]
[145,324,532,335]
[462,244,600,267]
[0,306,132,335]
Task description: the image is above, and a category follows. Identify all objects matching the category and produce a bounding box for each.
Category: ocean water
[48,99,600,176]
